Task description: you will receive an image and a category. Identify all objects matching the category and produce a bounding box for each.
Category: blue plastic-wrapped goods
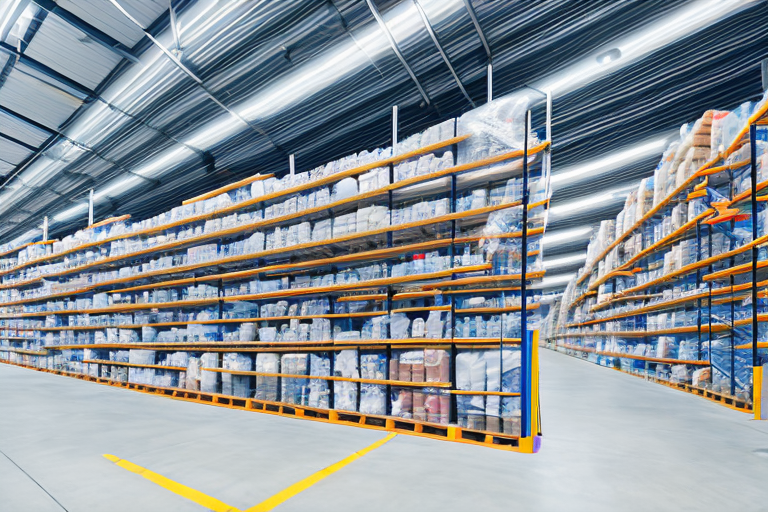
[281,353,309,405]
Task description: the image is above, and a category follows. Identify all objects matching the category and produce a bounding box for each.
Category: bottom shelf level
[0,359,541,452]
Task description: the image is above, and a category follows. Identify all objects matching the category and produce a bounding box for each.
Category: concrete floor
[1,350,767,512]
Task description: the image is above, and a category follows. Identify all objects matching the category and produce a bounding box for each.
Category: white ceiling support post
[487,62,493,103]
[392,105,398,153]
[88,189,94,226]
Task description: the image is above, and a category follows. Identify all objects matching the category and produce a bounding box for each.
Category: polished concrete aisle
[1,351,767,512]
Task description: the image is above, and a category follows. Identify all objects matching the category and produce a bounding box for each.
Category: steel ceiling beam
[412,0,475,107]
[30,0,139,64]
[462,0,491,61]
[365,0,431,106]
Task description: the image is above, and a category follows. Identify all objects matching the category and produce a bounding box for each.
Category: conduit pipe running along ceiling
[0,0,766,292]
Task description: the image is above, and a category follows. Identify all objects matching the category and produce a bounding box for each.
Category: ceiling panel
[0,138,32,164]
[0,160,15,177]
[0,110,51,147]
[0,68,82,129]
[54,0,168,47]
[25,13,124,90]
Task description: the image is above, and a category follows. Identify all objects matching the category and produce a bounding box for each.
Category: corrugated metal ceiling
[24,12,123,89]
[0,67,82,129]
[55,0,167,46]
[0,0,765,279]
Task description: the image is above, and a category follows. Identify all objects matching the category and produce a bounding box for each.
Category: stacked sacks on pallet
[456,349,522,434]
[360,352,386,415]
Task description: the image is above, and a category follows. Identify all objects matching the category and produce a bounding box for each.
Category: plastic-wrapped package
[692,367,711,388]
[255,353,280,401]
[332,177,358,201]
[185,356,200,390]
[399,350,424,382]
[333,350,359,412]
[119,329,140,344]
[308,353,331,409]
[281,353,309,405]
[389,313,410,339]
[391,387,413,418]
[457,95,532,164]
[239,323,256,341]
[128,349,155,365]
[200,352,219,393]
[425,311,445,339]
[483,350,521,433]
[360,352,387,380]
[670,364,691,384]
[222,353,252,397]
[360,384,386,415]
[424,349,450,382]
[142,326,157,343]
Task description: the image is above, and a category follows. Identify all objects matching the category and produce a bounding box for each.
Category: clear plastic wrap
[457,95,533,165]
[333,350,359,412]
[255,353,280,401]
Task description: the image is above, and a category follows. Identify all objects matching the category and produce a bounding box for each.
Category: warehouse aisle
[1,352,767,512]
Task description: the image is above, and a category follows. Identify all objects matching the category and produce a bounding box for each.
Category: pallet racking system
[552,95,768,419]
[1,94,553,451]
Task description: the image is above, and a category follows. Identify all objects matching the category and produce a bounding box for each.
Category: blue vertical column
[520,110,531,438]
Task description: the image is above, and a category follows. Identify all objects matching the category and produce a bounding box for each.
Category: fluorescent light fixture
[133,146,195,179]
[541,226,593,246]
[94,175,144,201]
[18,157,65,189]
[53,203,88,223]
[544,253,588,269]
[596,48,621,65]
[537,0,758,95]
[551,136,669,187]
[549,184,635,216]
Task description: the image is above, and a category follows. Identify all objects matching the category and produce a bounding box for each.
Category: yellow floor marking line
[103,454,241,512]
[244,433,397,512]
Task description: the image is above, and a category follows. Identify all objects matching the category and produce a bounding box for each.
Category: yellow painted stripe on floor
[244,433,397,512]
[103,454,240,512]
